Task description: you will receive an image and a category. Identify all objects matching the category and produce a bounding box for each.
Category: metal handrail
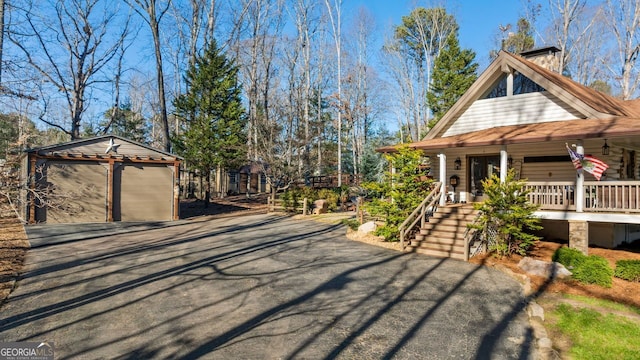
[398,182,442,250]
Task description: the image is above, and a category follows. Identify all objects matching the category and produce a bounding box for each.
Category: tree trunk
[205,169,211,208]
[0,0,5,85]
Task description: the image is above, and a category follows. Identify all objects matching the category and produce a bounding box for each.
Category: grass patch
[562,294,640,316]
[550,304,640,359]
[341,218,360,230]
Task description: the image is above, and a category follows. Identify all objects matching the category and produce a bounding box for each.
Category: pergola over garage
[25,135,182,224]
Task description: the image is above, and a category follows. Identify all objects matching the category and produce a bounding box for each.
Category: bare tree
[547,0,588,73]
[343,6,376,178]
[291,0,318,176]
[0,0,5,85]
[127,0,172,151]
[384,7,457,141]
[324,0,342,185]
[564,5,609,86]
[0,130,84,222]
[7,0,130,139]
[235,0,284,162]
[604,0,640,99]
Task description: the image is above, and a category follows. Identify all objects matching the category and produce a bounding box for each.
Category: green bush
[614,259,640,282]
[571,255,613,288]
[317,188,339,212]
[470,169,541,256]
[553,247,587,269]
[362,145,434,242]
[341,218,360,230]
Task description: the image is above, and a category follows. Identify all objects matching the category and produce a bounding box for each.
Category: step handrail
[399,182,442,250]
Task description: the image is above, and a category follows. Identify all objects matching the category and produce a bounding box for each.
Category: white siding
[503,140,614,182]
[443,91,582,137]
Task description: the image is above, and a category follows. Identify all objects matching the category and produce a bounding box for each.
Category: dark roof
[378,117,640,152]
[504,51,640,117]
[519,46,561,57]
[27,135,183,161]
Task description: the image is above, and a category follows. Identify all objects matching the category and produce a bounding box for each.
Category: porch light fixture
[602,139,610,155]
[454,157,462,170]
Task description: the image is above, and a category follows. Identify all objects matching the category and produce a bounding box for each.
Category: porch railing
[524,181,640,213]
[584,181,640,213]
[525,182,576,210]
[398,182,442,250]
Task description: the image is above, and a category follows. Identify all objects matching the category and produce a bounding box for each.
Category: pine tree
[173,40,247,206]
[101,102,149,143]
[427,33,478,128]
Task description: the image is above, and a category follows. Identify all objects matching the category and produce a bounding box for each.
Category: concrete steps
[406,204,478,261]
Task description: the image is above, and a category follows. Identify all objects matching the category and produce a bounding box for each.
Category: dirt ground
[2,195,639,312]
[0,217,30,305]
[469,241,640,308]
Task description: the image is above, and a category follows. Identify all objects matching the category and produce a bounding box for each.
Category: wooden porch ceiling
[378,116,640,152]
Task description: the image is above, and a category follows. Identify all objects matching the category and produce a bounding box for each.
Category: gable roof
[425,50,640,140]
[378,116,640,152]
[28,135,182,161]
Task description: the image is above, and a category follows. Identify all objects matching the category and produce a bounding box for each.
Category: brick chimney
[519,46,562,73]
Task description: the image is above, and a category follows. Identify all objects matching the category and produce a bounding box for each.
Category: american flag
[566,144,609,180]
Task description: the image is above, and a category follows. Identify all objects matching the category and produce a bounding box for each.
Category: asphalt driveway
[1,214,535,359]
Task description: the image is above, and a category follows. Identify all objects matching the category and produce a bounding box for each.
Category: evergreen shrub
[552,247,587,269]
[571,255,613,288]
[614,259,640,282]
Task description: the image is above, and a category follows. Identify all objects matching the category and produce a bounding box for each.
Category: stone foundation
[568,220,589,255]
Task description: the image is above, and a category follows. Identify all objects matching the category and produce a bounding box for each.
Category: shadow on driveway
[1,214,535,359]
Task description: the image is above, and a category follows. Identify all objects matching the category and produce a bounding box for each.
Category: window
[482,72,545,99]
[484,76,507,99]
[513,71,545,95]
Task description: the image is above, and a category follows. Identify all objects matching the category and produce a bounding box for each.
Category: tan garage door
[116,164,173,221]
[38,161,107,223]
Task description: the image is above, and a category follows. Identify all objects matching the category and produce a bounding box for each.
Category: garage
[26,135,181,224]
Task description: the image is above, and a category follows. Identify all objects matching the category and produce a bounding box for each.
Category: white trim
[536,211,640,224]
[576,142,584,212]
[438,153,447,206]
[500,146,508,182]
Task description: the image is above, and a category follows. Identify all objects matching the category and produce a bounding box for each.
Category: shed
[25,135,182,224]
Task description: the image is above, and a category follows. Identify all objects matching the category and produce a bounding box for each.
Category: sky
[350,0,524,70]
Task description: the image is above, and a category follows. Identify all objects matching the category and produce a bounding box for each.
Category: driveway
[1,214,535,359]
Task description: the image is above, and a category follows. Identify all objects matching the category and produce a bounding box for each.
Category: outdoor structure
[24,135,182,224]
[380,47,640,255]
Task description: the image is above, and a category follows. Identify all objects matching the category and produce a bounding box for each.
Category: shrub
[553,247,587,269]
[470,169,541,256]
[317,188,339,212]
[341,218,360,230]
[280,189,309,212]
[362,145,434,242]
[614,259,640,282]
[571,255,613,288]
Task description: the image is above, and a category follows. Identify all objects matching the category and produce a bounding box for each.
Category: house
[183,162,270,199]
[24,135,182,223]
[380,47,640,258]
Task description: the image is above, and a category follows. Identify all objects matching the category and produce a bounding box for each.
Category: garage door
[38,161,107,223]
[116,164,173,221]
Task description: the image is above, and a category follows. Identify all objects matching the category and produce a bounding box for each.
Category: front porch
[525,181,640,215]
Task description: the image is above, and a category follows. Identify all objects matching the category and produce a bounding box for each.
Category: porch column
[500,146,508,183]
[576,142,584,212]
[568,220,589,255]
[438,153,447,206]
